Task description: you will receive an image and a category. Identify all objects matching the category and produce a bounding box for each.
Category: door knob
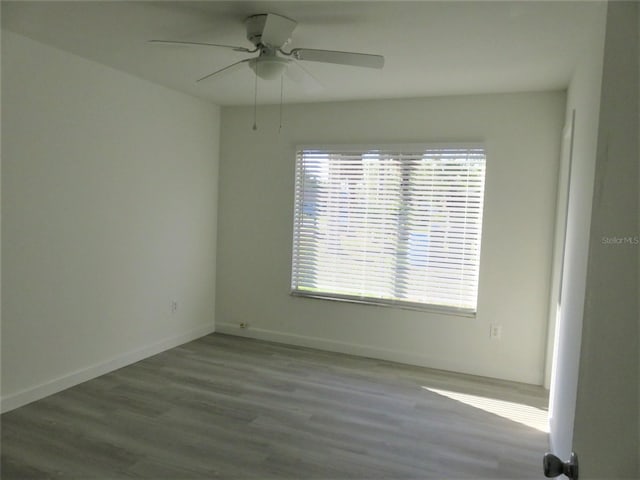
[543,451,578,480]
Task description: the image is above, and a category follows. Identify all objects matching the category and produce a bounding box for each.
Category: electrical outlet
[171,301,178,314]
[490,323,502,339]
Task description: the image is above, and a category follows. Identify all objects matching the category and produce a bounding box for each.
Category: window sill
[290,290,477,318]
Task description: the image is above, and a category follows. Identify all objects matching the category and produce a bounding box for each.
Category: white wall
[572,1,639,477]
[217,91,565,385]
[1,31,220,412]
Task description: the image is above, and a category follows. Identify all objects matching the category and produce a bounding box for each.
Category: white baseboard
[216,322,455,371]
[215,323,540,385]
[0,324,216,413]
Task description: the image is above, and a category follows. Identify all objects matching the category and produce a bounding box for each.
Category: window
[291,145,486,315]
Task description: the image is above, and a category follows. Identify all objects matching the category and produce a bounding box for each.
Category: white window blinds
[291,145,486,314]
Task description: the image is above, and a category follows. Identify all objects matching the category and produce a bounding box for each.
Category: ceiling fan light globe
[249,57,289,80]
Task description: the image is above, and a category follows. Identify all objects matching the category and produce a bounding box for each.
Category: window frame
[290,143,487,318]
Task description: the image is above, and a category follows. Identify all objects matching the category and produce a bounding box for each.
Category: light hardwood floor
[1,333,549,479]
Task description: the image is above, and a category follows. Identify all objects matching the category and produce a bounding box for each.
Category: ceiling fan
[149,13,385,86]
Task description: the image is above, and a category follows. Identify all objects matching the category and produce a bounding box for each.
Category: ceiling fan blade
[261,13,297,47]
[148,40,255,53]
[197,59,251,83]
[286,61,323,92]
[290,48,384,69]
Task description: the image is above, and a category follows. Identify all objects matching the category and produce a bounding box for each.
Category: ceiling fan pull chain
[279,73,284,134]
[252,62,258,131]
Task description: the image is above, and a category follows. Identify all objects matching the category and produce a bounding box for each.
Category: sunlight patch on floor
[423,387,549,433]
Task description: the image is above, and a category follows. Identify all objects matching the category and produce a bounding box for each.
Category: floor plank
[1,333,549,479]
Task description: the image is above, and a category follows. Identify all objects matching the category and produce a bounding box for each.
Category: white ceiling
[2,1,602,106]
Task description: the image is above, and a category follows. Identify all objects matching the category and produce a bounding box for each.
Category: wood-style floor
[1,333,549,479]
